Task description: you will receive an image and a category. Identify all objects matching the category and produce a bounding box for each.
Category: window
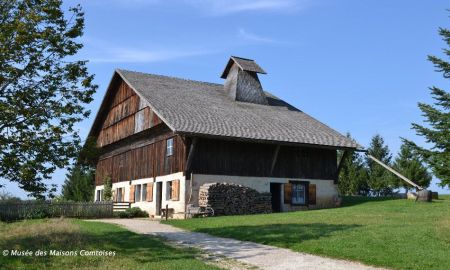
[96,190,101,201]
[167,181,173,200]
[135,184,142,202]
[166,138,174,156]
[166,180,179,201]
[291,182,307,205]
[142,184,147,201]
[117,188,123,202]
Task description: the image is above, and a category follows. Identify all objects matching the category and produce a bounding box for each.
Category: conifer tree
[403,26,450,188]
[393,143,432,191]
[61,137,98,202]
[338,134,369,195]
[103,176,112,201]
[366,134,394,196]
[62,165,94,202]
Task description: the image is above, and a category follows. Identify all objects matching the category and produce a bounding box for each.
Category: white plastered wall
[189,174,338,210]
[152,172,186,218]
[128,177,154,214]
[94,185,104,201]
[95,173,339,218]
[94,172,187,218]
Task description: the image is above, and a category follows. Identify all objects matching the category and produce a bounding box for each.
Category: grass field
[166,195,450,270]
[0,218,219,270]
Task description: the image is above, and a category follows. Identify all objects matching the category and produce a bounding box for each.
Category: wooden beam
[185,137,198,177]
[270,145,280,176]
[366,154,423,190]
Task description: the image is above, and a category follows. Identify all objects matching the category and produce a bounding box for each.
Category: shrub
[114,207,148,218]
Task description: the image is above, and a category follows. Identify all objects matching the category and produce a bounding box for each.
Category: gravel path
[94,219,385,270]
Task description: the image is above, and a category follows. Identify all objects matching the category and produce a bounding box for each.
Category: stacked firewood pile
[198,183,272,215]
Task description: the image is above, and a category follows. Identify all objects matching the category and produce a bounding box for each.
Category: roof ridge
[231,55,255,61]
[116,69,223,87]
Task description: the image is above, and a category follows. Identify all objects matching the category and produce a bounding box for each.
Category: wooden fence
[0,201,113,221]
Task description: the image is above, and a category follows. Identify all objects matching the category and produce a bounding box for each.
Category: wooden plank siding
[188,138,338,180]
[97,81,162,147]
[95,135,186,185]
[94,78,186,186]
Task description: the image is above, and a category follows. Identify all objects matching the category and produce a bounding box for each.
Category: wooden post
[270,145,280,176]
[165,204,168,221]
[185,138,198,177]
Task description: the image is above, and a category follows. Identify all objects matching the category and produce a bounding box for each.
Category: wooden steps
[113,202,131,212]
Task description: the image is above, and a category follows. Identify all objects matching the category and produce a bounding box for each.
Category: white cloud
[188,0,302,15]
[237,28,276,43]
[90,47,210,63]
[83,0,308,15]
[82,37,214,63]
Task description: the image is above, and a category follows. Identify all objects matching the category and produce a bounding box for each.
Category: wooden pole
[366,154,423,190]
[165,204,168,221]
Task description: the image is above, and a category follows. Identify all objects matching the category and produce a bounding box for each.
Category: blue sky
[3,0,450,198]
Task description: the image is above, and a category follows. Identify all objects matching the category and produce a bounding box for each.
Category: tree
[0,1,97,198]
[366,134,395,196]
[392,143,432,191]
[338,134,369,196]
[403,26,450,188]
[62,165,94,202]
[0,189,21,202]
[61,137,98,202]
[103,176,112,201]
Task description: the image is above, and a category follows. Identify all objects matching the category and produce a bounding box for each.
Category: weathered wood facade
[96,80,162,148]
[95,134,186,185]
[94,77,186,186]
[187,138,338,180]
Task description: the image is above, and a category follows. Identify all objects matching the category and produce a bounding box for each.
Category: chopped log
[198,182,272,215]
[417,190,432,202]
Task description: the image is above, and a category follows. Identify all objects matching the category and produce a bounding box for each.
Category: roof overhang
[176,131,361,151]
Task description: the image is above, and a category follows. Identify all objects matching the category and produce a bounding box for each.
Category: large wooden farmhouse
[89,56,360,218]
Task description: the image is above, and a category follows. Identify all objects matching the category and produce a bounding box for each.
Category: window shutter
[284,183,292,204]
[129,185,135,202]
[171,180,180,201]
[309,184,316,205]
[147,183,153,202]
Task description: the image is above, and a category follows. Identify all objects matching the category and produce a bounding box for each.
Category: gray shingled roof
[221,56,267,79]
[117,69,360,149]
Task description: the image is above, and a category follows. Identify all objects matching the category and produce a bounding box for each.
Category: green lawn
[0,218,220,270]
[166,195,450,270]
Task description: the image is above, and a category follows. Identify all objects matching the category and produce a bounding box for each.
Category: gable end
[89,73,165,148]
